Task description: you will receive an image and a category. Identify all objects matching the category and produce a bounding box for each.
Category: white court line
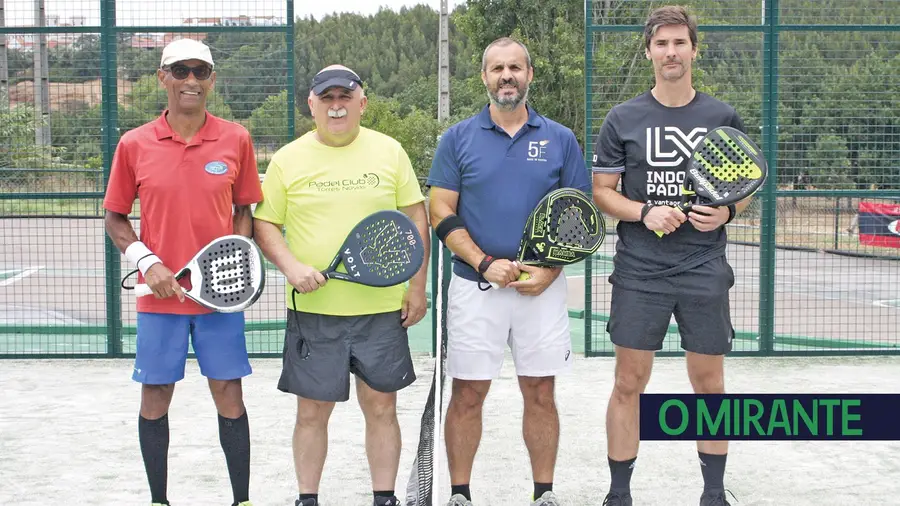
[874,299,900,308]
[0,266,45,287]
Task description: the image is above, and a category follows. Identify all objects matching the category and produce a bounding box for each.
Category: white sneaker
[531,491,561,506]
[447,494,473,506]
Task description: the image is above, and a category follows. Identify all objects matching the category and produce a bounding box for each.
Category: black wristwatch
[640,203,655,223]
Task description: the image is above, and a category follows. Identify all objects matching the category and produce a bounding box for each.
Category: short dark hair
[481,37,532,72]
[643,5,699,50]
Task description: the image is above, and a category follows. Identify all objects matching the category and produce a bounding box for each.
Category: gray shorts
[277,309,416,402]
[607,285,734,355]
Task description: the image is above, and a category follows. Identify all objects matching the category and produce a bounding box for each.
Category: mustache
[327,108,348,118]
[498,77,518,87]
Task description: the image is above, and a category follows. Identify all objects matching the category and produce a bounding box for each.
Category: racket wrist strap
[125,241,161,276]
[477,255,495,275]
[725,204,737,224]
[640,203,655,223]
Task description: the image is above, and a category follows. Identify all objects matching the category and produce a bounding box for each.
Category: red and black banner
[858,201,900,249]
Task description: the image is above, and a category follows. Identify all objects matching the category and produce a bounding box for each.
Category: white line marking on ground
[0,266,45,287]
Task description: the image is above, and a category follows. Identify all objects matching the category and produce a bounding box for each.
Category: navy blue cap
[310,68,363,95]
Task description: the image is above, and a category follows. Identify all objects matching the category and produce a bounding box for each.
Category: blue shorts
[133,312,252,385]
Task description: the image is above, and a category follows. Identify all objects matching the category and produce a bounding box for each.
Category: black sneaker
[295,498,318,506]
[602,491,633,506]
[700,489,736,506]
[374,496,400,506]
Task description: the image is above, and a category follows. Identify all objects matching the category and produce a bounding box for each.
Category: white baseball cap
[160,38,214,68]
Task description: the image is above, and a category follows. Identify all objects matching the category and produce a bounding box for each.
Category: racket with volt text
[490,188,606,289]
[655,126,768,237]
[132,234,266,313]
[318,209,425,287]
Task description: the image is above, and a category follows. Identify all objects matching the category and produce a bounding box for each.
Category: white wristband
[125,241,161,276]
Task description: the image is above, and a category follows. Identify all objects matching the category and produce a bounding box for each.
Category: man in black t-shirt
[592,6,750,506]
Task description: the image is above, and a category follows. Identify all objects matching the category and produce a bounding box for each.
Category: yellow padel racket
[491,188,606,289]
[655,126,768,237]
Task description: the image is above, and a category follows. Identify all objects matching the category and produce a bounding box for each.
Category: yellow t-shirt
[253,127,426,316]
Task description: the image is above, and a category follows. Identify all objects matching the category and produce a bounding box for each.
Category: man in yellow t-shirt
[252,65,430,506]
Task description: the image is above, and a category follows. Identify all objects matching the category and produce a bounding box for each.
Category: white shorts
[445,273,573,380]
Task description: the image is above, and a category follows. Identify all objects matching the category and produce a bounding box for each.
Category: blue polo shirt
[427,104,592,281]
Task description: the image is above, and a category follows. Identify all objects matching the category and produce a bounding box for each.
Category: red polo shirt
[103,111,263,315]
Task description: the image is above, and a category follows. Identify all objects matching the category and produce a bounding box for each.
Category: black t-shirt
[592,90,744,294]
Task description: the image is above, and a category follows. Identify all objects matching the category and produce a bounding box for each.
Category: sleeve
[591,109,626,175]
[395,144,426,208]
[252,157,288,226]
[233,132,264,206]
[560,129,592,193]
[102,137,137,215]
[425,128,460,192]
[730,108,747,134]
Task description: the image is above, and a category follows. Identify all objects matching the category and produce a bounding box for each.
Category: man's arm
[428,187,520,287]
[399,201,430,292]
[252,218,325,294]
[592,173,685,235]
[428,187,485,270]
[233,205,253,237]
[104,210,183,301]
[398,201,430,327]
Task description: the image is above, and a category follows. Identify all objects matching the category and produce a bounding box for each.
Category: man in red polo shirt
[103,38,262,506]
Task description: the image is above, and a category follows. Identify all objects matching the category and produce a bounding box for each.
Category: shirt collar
[153,110,221,142]
[477,104,542,130]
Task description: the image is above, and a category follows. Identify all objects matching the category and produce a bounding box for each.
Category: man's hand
[688,204,730,232]
[144,263,185,302]
[507,264,561,296]
[482,259,521,288]
[643,205,687,235]
[287,262,327,294]
[401,285,428,328]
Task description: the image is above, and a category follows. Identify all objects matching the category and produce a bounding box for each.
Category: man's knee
[295,397,335,428]
[687,354,725,394]
[208,378,245,417]
[449,379,490,413]
[519,376,556,410]
[612,352,653,400]
[358,385,398,424]
[141,384,175,418]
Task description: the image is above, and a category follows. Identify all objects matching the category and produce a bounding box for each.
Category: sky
[2,0,467,26]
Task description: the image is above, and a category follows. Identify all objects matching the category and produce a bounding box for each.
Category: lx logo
[645,127,707,167]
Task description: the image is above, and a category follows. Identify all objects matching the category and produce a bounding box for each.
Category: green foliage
[248,90,314,147]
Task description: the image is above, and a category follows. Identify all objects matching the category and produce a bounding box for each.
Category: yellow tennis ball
[518,272,531,282]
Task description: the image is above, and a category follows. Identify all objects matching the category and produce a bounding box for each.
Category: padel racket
[490,188,606,289]
[319,209,425,287]
[655,126,768,237]
[133,235,265,313]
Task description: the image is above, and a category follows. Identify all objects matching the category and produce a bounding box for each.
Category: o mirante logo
[639,394,900,441]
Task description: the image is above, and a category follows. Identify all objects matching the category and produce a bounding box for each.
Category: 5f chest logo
[527,140,550,162]
[645,127,707,167]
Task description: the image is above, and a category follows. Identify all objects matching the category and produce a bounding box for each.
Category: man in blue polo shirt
[427,37,591,506]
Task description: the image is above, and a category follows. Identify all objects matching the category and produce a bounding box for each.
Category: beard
[487,77,529,111]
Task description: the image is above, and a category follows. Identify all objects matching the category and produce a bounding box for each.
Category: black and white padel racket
[133,235,266,313]
[320,209,426,287]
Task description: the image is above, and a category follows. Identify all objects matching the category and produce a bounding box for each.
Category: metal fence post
[101,0,122,357]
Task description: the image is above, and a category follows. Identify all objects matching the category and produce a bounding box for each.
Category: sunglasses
[164,64,212,81]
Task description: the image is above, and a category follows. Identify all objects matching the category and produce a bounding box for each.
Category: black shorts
[278,309,416,402]
[607,285,734,355]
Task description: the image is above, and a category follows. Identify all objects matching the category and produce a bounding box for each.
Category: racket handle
[490,271,531,289]
[134,284,153,297]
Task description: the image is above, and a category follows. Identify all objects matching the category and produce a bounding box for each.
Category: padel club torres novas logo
[310,173,381,192]
[645,126,706,200]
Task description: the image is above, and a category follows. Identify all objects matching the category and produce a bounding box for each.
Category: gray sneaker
[446,494,473,506]
[531,491,561,505]
[699,489,735,506]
